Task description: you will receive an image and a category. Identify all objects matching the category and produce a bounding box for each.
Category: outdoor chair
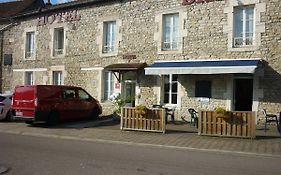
[188,108,198,128]
[262,109,279,132]
[152,104,175,123]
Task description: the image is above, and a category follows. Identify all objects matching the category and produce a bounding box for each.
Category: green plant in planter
[215,107,231,119]
[135,104,148,115]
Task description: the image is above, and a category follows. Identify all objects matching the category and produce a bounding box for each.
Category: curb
[1,129,281,159]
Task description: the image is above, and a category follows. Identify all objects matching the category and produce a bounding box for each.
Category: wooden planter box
[121,107,166,133]
[198,111,256,139]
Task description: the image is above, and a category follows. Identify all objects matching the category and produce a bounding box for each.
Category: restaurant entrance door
[234,78,253,111]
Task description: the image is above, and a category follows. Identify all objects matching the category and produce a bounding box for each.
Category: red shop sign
[182,0,216,5]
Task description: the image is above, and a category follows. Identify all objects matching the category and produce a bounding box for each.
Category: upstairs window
[52,71,62,85]
[162,13,179,51]
[163,74,178,104]
[25,32,35,59]
[53,27,64,56]
[233,6,254,47]
[103,21,116,53]
[25,71,34,85]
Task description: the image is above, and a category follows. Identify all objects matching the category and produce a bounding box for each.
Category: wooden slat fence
[120,107,166,133]
[198,111,256,139]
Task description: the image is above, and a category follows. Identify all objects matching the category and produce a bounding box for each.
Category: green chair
[188,108,198,128]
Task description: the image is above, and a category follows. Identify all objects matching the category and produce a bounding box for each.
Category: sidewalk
[0,116,281,157]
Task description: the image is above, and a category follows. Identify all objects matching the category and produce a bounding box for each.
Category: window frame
[53,27,65,57]
[103,71,116,101]
[25,71,34,85]
[162,13,179,51]
[103,21,116,54]
[163,74,178,105]
[223,1,265,52]
[233,5,255,48]
[25,31,35,59]
[52,71,63,85]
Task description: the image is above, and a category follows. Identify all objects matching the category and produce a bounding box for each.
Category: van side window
[62,89,76,99]
[78,89,90,100]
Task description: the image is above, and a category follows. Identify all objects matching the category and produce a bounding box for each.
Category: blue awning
[145,59,261,75]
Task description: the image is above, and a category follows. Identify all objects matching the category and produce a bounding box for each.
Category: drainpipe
[0,18,15,93]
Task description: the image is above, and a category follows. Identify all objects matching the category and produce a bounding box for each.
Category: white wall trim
[81,67,104,71]
[13,68,47,72]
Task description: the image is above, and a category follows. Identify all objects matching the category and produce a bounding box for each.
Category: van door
[60,88,79,120]
[13,86,36,117]
[77,89,93,118]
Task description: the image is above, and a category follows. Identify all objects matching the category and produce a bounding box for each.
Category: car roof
[0,94,12,97]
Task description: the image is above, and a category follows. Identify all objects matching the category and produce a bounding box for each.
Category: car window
[62,89,76,99]
[0,96,6,102]
[78,90,90,100]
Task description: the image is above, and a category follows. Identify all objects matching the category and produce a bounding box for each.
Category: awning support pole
[112,71,121,82]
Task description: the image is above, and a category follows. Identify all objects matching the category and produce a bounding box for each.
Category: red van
[12,85,102,125]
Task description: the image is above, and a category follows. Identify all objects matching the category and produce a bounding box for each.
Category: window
[52,71,62,85]
[195,80,212,98]
[104,71,115,100]
[103,21,116,53]
[53,27,64,56]
[163,74,178,104]
[233,6,254,47]
[62,89,76,99]
[25,31,35,58]
[78,89,90,100]
[162,13,179,51]
[25,71,34,85]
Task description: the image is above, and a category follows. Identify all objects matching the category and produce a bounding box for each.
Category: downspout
[0,19,15,93]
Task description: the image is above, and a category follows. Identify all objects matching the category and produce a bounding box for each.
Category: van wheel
[91,108,99,120]
[47,112,59,126]
[4,111,12,121]
[25,121,33,125]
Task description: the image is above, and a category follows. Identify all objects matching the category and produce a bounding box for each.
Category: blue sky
[0,0,73,4]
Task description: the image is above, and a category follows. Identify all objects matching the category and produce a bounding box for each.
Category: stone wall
[1,0,281,119]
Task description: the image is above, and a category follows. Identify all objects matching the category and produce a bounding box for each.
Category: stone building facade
[1,0,281,120]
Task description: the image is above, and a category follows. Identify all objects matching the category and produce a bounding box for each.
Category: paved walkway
[0,116,280,157]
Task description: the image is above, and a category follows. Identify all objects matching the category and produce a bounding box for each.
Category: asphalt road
[0,132,280,175]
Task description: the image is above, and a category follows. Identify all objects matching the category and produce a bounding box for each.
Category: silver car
[0,94,12,121]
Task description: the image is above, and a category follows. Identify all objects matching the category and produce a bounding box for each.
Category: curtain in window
[25,32,35,58]
[103,21,116,53]
[54,28,64,55]
[25,72,33,85]
[164,74,178,104]
[53,71,62,85]
[104,71,115,100]
[234,6,254,46]
[163,14,179,50]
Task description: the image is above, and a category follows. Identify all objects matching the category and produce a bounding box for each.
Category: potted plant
[215,107,231,120]
[135,104,148,115]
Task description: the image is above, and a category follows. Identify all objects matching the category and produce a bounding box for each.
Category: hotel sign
[182,0,216,5]
[37,10,81,26]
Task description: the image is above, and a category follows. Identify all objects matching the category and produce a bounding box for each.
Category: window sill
[157,49,182,55]
[24,57,36,61]
[100,52,118,57]
[228,46,258,52]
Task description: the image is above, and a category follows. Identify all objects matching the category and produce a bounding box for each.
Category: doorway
[234,78,253,111]
[123,80,136,107]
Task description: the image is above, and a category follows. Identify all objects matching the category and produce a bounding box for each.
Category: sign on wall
[37,10,81,26]
[182,0,217,5]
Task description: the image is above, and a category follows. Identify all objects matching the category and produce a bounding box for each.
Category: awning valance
[145,59,261,75]
[105,63,146,72]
